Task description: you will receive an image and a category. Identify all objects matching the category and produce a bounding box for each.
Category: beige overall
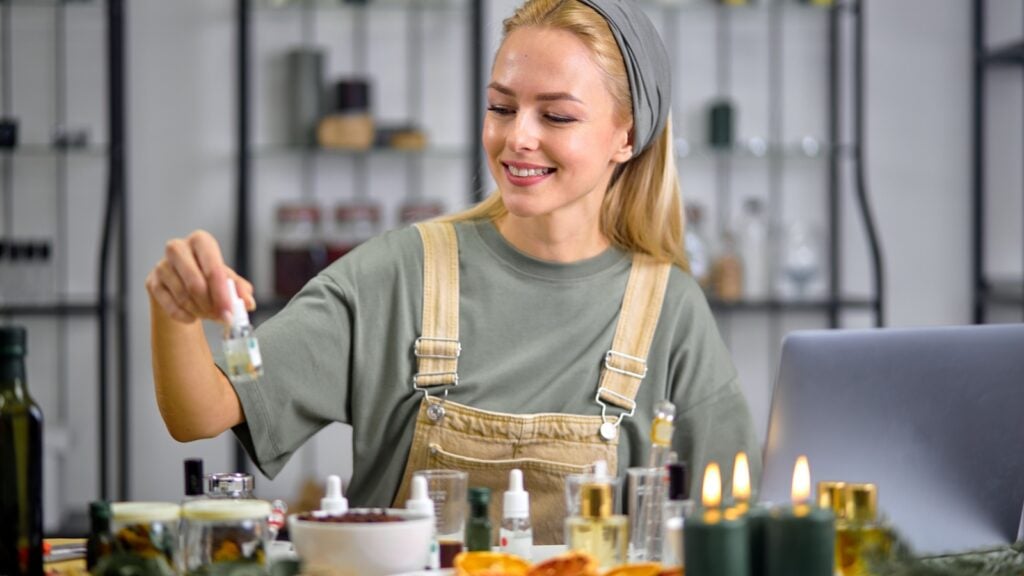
[391,222,670,544]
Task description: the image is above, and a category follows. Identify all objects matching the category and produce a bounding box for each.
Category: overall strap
[596,253,672,428]
[413,222,461,389]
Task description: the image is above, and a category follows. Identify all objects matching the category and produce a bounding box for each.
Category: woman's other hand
[146,230,255,324]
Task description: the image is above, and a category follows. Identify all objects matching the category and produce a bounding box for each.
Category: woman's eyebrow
[487,82,583,104]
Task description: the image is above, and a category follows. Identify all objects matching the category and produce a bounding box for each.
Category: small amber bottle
[566,482,628,569]
[835,483,893,576]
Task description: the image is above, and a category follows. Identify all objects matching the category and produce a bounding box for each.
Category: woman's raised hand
[146,230,255,324]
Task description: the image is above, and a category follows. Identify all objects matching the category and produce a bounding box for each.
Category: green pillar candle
[683,507,750,576]
[737,503,770,576]
[765,503,835,576]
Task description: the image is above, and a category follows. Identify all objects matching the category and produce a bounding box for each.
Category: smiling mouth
[505,164,555,177]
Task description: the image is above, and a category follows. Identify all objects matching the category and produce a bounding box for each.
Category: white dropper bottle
[407,475,439,570]
[500,469,533,560]
[320,475,348,515]
[223,278,263,382]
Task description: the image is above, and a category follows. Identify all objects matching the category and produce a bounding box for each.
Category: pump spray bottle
[500,469,533,559]
[223,278,263,382]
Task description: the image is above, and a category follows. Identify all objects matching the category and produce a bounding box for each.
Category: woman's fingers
[147,269,197,323]
[150,230,255,323]
[188,230,232,318]
[229,271,257,311]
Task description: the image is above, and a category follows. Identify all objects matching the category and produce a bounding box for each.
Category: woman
[146,0,759,543]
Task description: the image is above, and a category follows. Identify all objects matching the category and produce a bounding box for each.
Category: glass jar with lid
[181,499,273,575]
[109,502,181,570]
[273,202,325,300]
[326,199,381,263]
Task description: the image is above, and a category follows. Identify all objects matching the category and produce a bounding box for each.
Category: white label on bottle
[247,337,263,370]
[499,529,533,560]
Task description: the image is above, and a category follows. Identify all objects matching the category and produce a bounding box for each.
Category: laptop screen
[758,324,1024,554]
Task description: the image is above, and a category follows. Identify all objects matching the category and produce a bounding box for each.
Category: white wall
[2,0,1016,529]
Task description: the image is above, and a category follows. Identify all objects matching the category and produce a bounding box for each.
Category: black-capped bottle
[466,487,492,552]
[0,325,44,576]
[86,501,114,571]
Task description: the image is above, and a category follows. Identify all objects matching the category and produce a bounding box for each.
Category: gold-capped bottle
[835,483,893,576]
[566,482,628,569]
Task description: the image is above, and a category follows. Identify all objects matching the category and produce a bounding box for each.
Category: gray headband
[576,0,671,157]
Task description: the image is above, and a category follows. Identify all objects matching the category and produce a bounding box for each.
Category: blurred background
[0,0,1019,535]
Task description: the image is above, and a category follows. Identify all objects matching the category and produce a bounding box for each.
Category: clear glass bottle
[566,483,628,569]
[466,487,492,552]
[500,469,533,560]
[684,204,711,288]
[223,279,263,383]
[661,462,693,567]
[738,197,770,300]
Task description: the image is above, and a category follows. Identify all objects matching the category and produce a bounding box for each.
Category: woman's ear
[612,124,635,163]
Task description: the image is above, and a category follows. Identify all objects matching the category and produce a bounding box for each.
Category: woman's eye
[546,114,576,124]
[487,105,514,116]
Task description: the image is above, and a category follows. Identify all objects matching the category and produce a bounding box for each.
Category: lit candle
[732,452,751,509]
[683,462,749,576]
[765,456,835,576]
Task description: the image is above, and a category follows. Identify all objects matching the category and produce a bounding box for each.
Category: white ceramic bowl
[288,508,433,576]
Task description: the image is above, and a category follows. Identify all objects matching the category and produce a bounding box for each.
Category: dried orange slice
[454,551,531,576]
[603,562,663,576]
[526,550,599,576]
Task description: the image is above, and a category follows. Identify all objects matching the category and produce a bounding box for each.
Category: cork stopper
[580,483,612,519]
[845,483,878,522]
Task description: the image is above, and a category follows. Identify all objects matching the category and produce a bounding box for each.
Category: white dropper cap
[593,459,609,481]
[227,278,250,327]
[503,469,529,519]
[320,475,348,514]
[406,475,435,518]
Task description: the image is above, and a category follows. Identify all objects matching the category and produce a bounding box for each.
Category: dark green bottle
[86,501,115,571]
[0,325,44,576]
[466,487,492,552]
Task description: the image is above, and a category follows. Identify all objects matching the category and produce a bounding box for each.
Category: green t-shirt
[226,220,760,504]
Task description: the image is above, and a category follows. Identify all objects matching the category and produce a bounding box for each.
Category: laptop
[759,324,1024,554]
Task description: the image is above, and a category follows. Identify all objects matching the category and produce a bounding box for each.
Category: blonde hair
[445,0,688,271]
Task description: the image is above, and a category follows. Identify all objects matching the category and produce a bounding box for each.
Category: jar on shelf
[274,202,326,300]
[180,499,273,575]
[108,502,181,571]
[398,197,446,225]
[327,199,381,263]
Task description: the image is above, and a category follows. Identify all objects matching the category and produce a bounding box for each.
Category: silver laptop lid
[759,324,1024,554]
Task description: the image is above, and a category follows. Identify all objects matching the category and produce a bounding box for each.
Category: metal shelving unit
[667,0,884,326]
[0,0,129,507]
[233,0,483,472]
[972,0,1024,322]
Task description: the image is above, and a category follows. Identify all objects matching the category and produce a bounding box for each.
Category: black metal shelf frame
[234,0,485,473]
[0,0,128,503]
[668,1,884,329]
[972,0,1024,322]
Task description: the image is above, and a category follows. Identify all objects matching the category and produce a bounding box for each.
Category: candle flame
[791,455,811,504]
[702,462,722,508]
[732,452,751,502]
